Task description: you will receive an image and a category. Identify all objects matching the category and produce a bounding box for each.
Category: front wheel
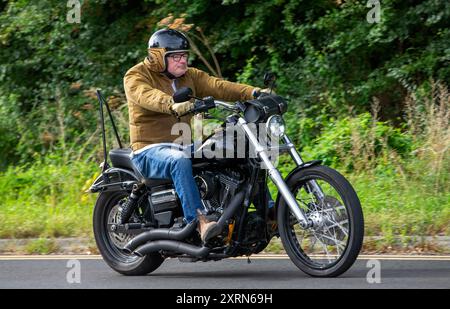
[93,191,164,276]
[278,165,364,277]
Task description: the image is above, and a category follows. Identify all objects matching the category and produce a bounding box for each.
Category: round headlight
[266,115,286,139]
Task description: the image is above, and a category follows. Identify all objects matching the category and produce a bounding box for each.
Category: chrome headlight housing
[266,115,286,139]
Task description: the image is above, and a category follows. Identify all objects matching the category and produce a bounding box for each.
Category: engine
[196,169,268,253]
[147,169,243,228]
[194,169,243,220]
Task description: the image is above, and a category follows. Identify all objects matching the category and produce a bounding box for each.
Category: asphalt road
[0,255,449,289]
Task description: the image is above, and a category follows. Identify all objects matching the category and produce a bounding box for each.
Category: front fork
[282,135,325,200]
[238,119,325,229]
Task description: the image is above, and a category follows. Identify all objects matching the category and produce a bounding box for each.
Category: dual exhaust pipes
[123,190,246,258]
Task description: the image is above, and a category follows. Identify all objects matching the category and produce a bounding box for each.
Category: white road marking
[0,254,449,261]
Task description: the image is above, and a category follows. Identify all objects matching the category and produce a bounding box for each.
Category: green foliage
[350,170,450,237]
[0,0,448,244]
[1,0,448,165]
[302,112,413,170]
[0,0,155,164]
[25,238,59,255]
[0,159,97,238]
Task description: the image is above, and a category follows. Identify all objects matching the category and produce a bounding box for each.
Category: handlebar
[190,98,240,115]
[214,100,240,112]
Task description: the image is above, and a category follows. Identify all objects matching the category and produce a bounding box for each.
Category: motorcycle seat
[109,148,172,187]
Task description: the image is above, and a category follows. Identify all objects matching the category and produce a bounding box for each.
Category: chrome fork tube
[282,135,325,200]
[282,135,304,165]
[238,118,310,228]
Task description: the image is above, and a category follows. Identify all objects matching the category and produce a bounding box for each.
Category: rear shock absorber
[118,183,145,224]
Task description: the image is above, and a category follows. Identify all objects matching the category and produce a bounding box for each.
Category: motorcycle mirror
[173,87,193,103]
[263,72,276,87]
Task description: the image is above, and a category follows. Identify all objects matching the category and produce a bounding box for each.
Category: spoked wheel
[93,191,164,276]
[278,165,364,277]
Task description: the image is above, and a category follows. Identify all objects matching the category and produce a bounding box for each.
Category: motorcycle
[88,75,364,277]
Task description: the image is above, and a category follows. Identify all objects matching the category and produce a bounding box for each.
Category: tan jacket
[124,48,257,151]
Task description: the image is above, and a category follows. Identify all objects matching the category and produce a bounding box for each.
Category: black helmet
[148,29,190,53]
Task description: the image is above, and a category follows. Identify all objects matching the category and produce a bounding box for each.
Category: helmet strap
[163,70,178,80]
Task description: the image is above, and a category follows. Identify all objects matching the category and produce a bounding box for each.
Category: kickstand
[247,256,251,264]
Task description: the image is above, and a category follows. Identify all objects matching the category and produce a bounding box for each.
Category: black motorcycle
[89,77,364,277]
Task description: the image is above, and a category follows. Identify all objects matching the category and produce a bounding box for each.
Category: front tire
[278,165,364,277]
[93,191,164,276]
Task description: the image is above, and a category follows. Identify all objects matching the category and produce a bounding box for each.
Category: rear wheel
[93,191,164,276]
[278,165,364,277]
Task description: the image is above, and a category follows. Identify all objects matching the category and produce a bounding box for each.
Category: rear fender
[87,167,139,193]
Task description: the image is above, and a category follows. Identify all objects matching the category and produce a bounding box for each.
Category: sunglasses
[167,53,189,62]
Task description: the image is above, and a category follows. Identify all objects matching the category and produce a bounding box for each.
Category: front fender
[274,160,322,207]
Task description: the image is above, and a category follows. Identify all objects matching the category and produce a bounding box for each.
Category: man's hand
[252,88,275,98]
[261,88,275,95]
[170,101,194,117]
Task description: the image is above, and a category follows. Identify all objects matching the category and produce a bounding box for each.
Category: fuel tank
[191,125,249,166]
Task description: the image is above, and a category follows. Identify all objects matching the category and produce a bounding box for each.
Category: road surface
[0,255,448,289]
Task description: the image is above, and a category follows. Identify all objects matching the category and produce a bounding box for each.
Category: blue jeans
[131,144,202,223]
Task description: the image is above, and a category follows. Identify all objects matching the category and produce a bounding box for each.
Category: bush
[301,111,413,173]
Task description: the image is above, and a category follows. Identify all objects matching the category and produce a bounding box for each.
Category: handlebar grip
[191,97,216,114]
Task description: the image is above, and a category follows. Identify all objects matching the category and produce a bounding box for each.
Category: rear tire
[278,165,364,277]
[93,191,164,276]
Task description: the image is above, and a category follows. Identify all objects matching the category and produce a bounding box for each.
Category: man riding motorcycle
[123,29,272,243]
